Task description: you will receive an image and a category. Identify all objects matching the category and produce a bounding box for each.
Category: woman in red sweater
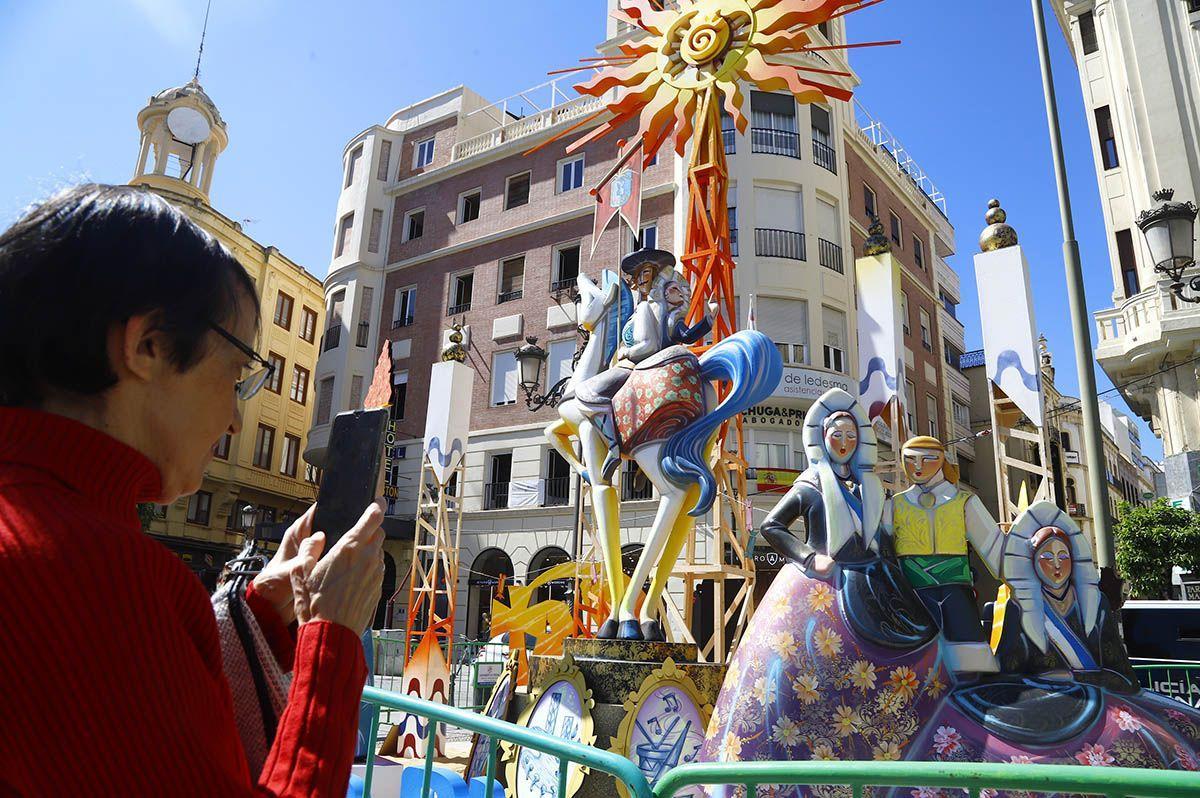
[0,184,384,796]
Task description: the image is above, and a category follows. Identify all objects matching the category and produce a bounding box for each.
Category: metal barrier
[1132,660,1200,709]
[652,760,1200,798]
[360,685,653,798]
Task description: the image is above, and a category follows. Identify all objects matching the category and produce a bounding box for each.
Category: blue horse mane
[600,269,633,367]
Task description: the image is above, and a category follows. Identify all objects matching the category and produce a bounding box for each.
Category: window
[758,297,808,365]
[505,172,531,210]
[281,434,301,478]
[449,272,473,315]
[299,307,318,343]
[375,139,392,181]
[403,208,424,242]
[273,291,294,330]
[952,398,970,428]
[904,380,917,433]
[253,424,275,469]
[927,394,939,438]
[1079,11,1098,55]
[753,441,789,470]
[730,204,739,255]
[548,339,576,387]
[1095,106,1119,170]
[214,432,231,460]
[943,339,964,370]
[913,236,925,269]
[750,91,799,157]
[631,223,658,251]
[393,286,416,327]
[919,309,932,351]
[552,244,581,291]
[1116,229,1140,297]
[392,286,416,328]
[1061,430,1073,451]
[414,137,435,168]
[889,211,902,246]
[325,290,345,351]
[367,208,384,253]
[558,155,585,193]
[315,377,335,425]
[391,371,408,421]
[491,351,518,406]
[499,256,525,303]
[356,286,374,348]
[546,450,571,507]
[345,144,363,188]
[335,212,354,257]
[458,189,481,224]
[822,306,847,373]
[266,352,285,393]
[186,491,212,525]
[290,365,309,404]
[864,184,877,220]
[349,375,364,411]
[939,290,958,319]
[486,453,513,510]
[811,105,835,172]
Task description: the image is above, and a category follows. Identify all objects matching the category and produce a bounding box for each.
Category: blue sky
[0,1,1160,458]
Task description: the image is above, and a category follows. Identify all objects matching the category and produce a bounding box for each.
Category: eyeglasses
[208,322,275,400]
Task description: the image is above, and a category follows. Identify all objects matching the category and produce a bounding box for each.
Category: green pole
[1028,0,1117,579]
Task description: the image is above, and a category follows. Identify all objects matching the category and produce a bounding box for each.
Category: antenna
[193,0,213,82]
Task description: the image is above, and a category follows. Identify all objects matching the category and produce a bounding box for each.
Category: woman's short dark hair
[0,184,259,406]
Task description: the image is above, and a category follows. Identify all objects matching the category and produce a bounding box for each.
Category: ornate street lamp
[514,334,581,410]
[1136,188,1200,303]
[239,503,257,537]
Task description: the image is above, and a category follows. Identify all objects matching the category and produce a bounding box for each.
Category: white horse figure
[546,270,782,641]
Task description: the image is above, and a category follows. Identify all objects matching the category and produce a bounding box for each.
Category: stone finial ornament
[979,198,1018,252]
[441,324,466,363]
[863,216,891,256]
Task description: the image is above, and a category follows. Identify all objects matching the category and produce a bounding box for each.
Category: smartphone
[312,408,390,553]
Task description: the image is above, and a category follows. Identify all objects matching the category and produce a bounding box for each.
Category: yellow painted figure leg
[642,483,700,626]
[592,483,625,620]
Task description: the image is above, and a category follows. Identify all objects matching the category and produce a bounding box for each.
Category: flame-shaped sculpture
[541,0,893,165]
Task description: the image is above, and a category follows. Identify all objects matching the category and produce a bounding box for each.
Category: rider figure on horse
[575,249,711,483]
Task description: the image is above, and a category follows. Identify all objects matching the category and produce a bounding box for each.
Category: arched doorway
[529,545,572,604]
[467,548,513,641]
[620,543,644,579]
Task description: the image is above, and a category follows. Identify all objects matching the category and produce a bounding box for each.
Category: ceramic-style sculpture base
[516,638,725,798]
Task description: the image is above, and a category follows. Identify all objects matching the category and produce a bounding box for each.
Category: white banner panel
[854,253,903,420]
[974,245,1043,427]
[423,360,474,485]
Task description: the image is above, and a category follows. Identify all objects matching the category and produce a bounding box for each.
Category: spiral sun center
[681,13,731,66]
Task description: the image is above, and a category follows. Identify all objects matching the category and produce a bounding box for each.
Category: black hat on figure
[620,248,675,276]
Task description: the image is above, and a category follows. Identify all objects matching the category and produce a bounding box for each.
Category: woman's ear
[112,311,168,383]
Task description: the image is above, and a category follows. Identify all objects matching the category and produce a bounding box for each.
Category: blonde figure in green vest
[884,435,1005,677]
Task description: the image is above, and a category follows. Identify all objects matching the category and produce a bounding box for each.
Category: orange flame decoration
[531,0,897,166]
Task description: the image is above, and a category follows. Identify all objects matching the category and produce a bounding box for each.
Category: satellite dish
[167,106,211,145]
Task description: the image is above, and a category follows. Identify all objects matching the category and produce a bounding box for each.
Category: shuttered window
[376,139,392,181]
[316,377,335,425]
[758,297,808,365]
[367,208,384,253]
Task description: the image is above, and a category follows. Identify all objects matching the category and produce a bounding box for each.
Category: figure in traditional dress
[884,436,1004,676]
[661,278,714,348]
[575,248,674,483]
[988,500,1136,691]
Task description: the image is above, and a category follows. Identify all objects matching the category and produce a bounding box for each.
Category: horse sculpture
[545,269,781,641]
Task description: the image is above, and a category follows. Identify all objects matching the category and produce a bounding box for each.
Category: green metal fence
[359,686,1200,798]
[1132,660,1200,710]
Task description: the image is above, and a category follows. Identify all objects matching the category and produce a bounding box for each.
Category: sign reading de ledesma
[770,365,852,402]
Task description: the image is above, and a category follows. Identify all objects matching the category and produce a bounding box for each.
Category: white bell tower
[132,79,228,202]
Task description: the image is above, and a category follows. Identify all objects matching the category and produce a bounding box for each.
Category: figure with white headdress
[988,500,1136,690]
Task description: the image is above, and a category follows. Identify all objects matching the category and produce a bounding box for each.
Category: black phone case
[312,408,389,552]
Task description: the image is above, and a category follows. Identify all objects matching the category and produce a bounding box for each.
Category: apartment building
[130,80,325,589]
[1054,1,1200,510]
[308,9,966,638]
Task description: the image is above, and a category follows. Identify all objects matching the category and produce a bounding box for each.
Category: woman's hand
[251,504,319,625]
[290,501,386,634]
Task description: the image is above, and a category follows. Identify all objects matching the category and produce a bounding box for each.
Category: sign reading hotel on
[766,365,853,404]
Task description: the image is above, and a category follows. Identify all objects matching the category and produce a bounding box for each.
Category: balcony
[483,481,509,510]
[622,470,653,502]
[817,238,843,274]
[544,476,571,507]
[447,302,472,316]
[755,228,806,261]
[854,99,948,219]
[1094,277,1200,377]
[751,127,801,159]
[392,315,414,329]
[356,321,370,348]
[812,139,837,173]
[323,325,341,352]
[730,226,739,257]
[451,77,606,162]
[722,128,736,155]
[498,289,523,304]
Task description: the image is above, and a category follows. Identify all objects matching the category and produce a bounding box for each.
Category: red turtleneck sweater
[0,408,367,796]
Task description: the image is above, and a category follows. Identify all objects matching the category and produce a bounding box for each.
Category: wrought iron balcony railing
[818,238,843,274]
[812,138,837,173]
[755,228,806,261]
[750,127,801,159]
